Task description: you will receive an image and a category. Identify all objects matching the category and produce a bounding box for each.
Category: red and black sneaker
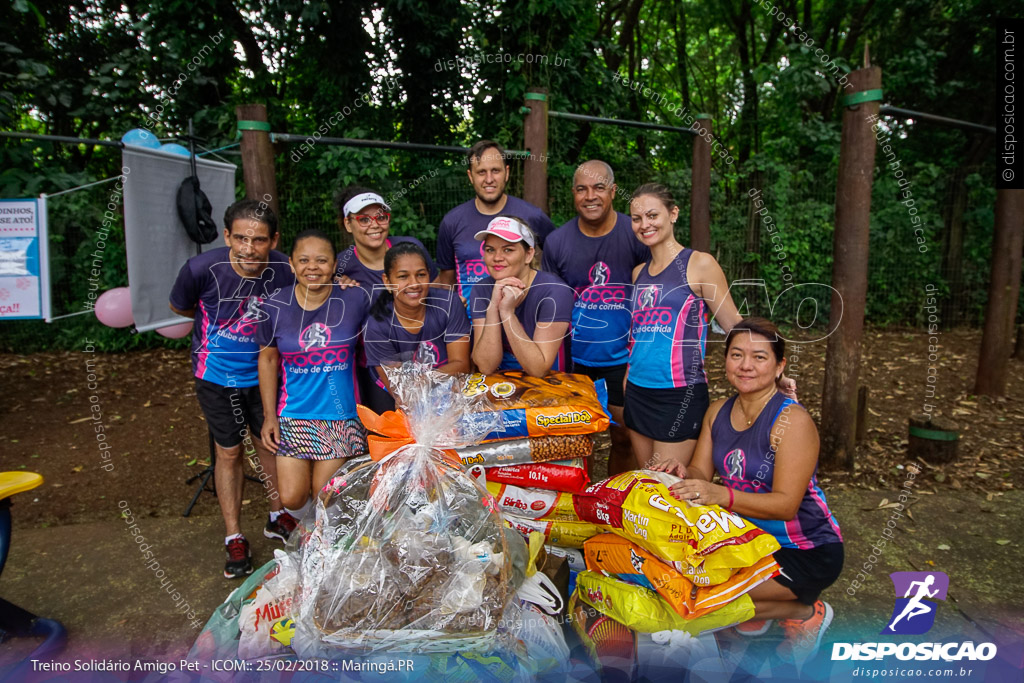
[224,536,253,579]
[264,511,298,543]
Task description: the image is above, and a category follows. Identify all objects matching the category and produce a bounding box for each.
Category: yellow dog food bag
[505,516,604,549]
[573,471,781,567]
[575,570,755,634]
[583,534,779,619]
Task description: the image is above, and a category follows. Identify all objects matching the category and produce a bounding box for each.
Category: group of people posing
[169,140,843,663]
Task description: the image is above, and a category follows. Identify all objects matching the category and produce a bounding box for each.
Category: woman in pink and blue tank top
[625,183,746,467]
[653,317,843,665]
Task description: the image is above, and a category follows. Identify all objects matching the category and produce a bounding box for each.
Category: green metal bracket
[524,92,547,102]
[236,120,271,139]
[840,89,883,108]
[908,425,959,441]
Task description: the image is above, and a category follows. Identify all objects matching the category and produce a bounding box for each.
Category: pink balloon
[94,287,134,328]
[156,321,193,338]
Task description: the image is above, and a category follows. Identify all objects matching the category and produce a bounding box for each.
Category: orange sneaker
[734,618,773,636]
[778,601,833,665]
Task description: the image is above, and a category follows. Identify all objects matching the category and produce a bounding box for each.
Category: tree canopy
[0,0,1010,349]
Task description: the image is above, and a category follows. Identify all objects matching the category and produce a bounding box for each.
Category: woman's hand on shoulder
[777,374,798,401]
[333,274,360,289]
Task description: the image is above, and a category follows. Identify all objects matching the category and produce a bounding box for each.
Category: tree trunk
[819,65,882,469]
[939,169,968,326]
[975,189,1024,395]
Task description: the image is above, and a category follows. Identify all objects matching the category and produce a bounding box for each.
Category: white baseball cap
[343,192,390,216]
[474,216,535,248]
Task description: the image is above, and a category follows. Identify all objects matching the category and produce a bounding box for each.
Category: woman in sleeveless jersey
[625,183,744,467]
[652,317,843,665]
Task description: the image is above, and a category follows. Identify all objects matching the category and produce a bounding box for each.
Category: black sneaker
[224,537,253,579]
[264,511,298,543]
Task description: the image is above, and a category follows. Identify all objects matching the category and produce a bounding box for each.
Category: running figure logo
[415,341,439,366]
[637,285,658,310]
[882,571,949,635]
[299,322,330,350]
[724,449,745,478]
[228,295,269,335]
[589,261,609,286]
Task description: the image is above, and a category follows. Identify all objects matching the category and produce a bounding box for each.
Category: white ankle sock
[225,533,244,545]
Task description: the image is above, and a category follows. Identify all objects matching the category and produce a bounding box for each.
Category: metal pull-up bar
[548,110,698,136]
[878,106,996,135]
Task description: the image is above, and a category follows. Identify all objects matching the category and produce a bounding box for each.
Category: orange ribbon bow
[356,404,461,467]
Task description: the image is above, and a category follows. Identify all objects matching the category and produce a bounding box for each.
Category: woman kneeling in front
[653,317,843,665]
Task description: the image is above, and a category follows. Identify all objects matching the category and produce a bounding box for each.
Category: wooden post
[974,189,1024,395]
[689,114,712,252]
[1015,324,1024,360]
[522,89,549,213]
[819,64,882,469]
[235,104,280,219]
[908,415,959,464]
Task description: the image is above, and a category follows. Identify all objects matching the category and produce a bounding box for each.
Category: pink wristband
[727,487,735,512]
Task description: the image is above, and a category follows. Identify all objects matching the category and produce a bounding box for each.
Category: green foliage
[0,0,1009,351]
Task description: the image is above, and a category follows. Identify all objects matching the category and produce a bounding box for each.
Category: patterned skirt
[277,417,369,461]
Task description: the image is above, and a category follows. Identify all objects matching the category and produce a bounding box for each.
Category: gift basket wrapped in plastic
[288,362,529,657]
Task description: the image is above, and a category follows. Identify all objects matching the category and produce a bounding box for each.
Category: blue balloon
[160,143,192,156]
[121,128,161,149]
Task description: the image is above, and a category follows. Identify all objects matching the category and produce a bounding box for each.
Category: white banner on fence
[0,198,50,320]
[122,146,237,333]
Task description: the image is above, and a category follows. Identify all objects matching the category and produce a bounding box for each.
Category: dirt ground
[1,328,1023,676]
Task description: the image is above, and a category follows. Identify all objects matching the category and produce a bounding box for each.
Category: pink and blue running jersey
[711,392,843,550]
[169,247,294,387]
[436,196,556,302]
[255,285,370,420]
[541,212,650,368]
[627,248,709,389]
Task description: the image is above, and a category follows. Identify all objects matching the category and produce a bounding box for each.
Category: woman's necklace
[739,389,776,426]
[297,285,330,311]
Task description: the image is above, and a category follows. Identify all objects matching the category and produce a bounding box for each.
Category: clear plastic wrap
[290,363,527,656]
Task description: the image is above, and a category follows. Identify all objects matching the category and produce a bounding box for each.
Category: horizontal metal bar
[270,133,531,158]
[879,106,996,135]
[0,131,125,148]
[46,309,94,322]
[548,110,697,136]
[42,175,121,198]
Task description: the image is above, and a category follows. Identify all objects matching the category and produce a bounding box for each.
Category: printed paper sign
[0,199,45,319]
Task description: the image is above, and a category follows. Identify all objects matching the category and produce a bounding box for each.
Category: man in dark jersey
[169,199,297,579]
[542,161,649,474]
[436,140,556,304]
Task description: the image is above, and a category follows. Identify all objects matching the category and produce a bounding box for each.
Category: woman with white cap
[469,215,573,377]
[333,186,438,291]
[332,186,438,412]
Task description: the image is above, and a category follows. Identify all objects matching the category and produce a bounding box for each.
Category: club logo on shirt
[229,296,268,335]
[577,262,628,306]
[415,341,440,366]
[637,284,659,309]
[632,284,673,328]
[724,448,745,478]
[299,322,331,350]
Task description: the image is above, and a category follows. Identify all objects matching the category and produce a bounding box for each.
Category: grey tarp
[122,146,236,333]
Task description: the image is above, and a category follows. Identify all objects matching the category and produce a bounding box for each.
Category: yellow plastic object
[0,472,43,501]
